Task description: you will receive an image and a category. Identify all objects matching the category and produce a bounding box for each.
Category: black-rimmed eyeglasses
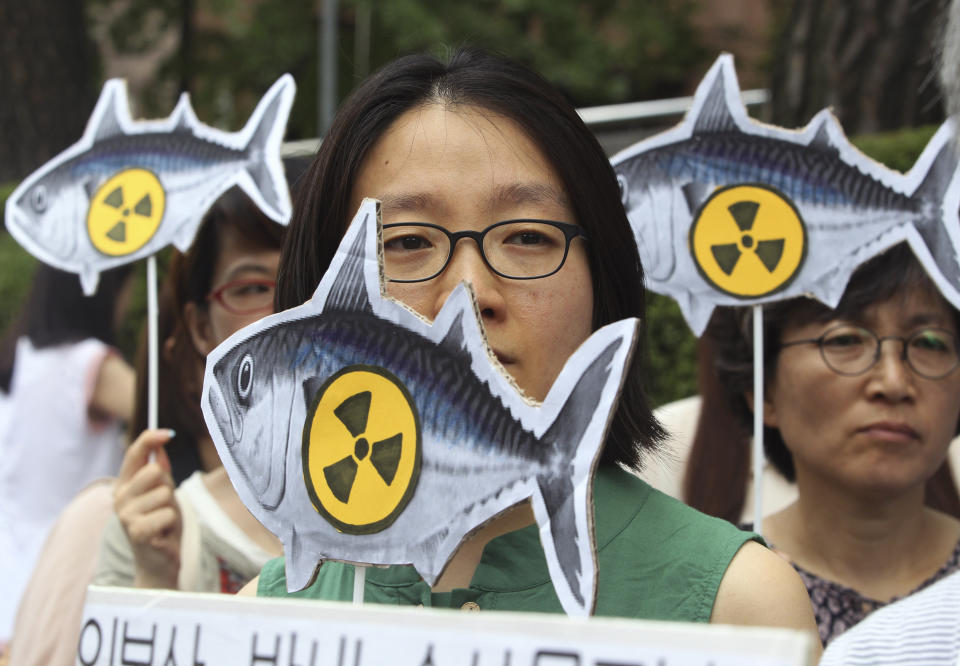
[382,220,588,283]
[779,324,960,379]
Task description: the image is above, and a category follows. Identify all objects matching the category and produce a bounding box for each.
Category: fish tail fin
[240,74,296,224]
[912,121,959,205]
[910,120,960,292]
[531,318,639,616]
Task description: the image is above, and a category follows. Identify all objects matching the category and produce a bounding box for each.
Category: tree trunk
[770,0,944,135]
[0,0,95,182]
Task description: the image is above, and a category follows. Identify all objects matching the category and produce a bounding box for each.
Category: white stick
[752,304,765,537]
[147,255,159,432]
[353,565,365,605]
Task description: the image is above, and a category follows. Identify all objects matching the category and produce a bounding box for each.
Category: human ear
[743,390,778,429]
[183,301,215,357]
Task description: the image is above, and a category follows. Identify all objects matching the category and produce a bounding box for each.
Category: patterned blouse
[740,523,960,647]
[781,537,960,647]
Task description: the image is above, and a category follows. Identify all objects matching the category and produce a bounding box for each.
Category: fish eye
[30,185,48,213]
[237,353,254,401]
[616,174,628,203]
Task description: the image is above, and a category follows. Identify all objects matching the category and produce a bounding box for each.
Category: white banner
[77,586,815,666]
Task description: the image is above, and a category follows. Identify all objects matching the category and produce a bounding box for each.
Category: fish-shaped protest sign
[5,75,295,295]
[612,54,960,335]
[201,198,638,616]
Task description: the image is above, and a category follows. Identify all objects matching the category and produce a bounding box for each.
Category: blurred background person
[92,176,300,591]
[0,262,134,650]
[5,158,305,665]
[692,243,960,647]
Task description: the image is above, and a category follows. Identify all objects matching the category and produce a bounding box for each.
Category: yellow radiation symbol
[302,365,421,534]
[690,184,806,298]
[86,168,166,256]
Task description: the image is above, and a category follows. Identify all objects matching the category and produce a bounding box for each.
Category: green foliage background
[0,124,939,405]
[90,0,707,139]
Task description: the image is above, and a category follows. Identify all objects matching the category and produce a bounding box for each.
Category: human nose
[432,237,506,321]
[866,337,915,401]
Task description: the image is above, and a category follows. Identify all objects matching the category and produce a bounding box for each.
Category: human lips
[857,421,919,443]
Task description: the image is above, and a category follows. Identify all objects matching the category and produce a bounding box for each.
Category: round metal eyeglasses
[779,324,960,379]
[207,278,276,315]
[381,220,588,282]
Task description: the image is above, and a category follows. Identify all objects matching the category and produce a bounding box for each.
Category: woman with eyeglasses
[235,49,819,648]
[90,182,297,593]
[693,242,960,647]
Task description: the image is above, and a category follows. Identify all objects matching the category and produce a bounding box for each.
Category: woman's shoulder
[593,466,762,622]
[623,484,816,639]
[713,540,821,651]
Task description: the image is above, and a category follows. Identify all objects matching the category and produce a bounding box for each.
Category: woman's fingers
[115,461,170,508]
[114,428,183,589]
[114,429,176,514]
[113,428,182,547]
[125,506,181,548]
[117,429,174,483]
[116,482,177,534]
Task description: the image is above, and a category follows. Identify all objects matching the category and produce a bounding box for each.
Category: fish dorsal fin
[438,311,471,363]
[808,111,839,157]
[692,66,737,134]
[326,214,373,314]
[170,92,198,133]
[88,80,128,143]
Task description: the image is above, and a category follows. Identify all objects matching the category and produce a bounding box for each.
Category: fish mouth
[6,207,32,239]
[8,199,73,262]
[208,379,243,446]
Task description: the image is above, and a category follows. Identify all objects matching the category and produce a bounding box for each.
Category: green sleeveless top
[259,466,759,621]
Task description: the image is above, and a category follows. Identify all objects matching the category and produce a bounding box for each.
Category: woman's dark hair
[130,176,298,483]
[276,47,663,469]
[686,242,960,520]
[0,263,133,393]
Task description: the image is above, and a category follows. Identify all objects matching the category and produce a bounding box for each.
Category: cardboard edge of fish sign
[200,198,640,617]
[611,53,960,336]
[4,74,296,295]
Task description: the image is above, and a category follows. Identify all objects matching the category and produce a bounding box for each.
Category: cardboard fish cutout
[5,75,295,295]
[201,199,638,617]
[612,54,960,335]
